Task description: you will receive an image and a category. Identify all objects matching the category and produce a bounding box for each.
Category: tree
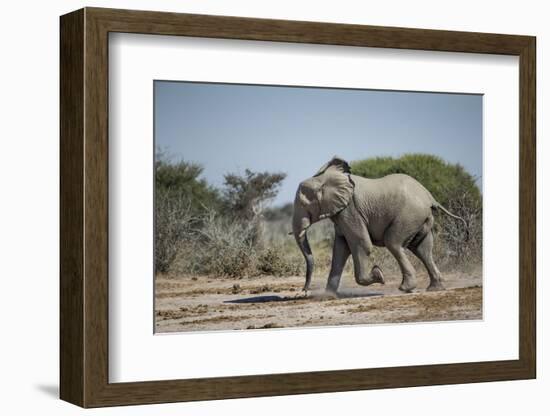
[223,169,286,220]
[222,169,286,244]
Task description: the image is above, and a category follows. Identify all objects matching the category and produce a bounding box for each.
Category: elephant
[292,156,467,295]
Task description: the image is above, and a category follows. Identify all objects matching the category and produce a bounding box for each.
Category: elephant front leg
[333,209,384,288]
[325,234,351,296]
[349,239,385,287]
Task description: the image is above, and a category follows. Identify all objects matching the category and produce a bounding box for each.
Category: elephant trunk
[295,231,314,292]
[293,206,314,292]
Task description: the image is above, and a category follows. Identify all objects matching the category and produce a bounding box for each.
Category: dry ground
[155,267,482,333]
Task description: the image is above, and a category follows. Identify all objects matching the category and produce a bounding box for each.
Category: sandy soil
[155,268,482,333]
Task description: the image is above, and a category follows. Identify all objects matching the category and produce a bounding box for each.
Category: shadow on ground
[225,289,384,304]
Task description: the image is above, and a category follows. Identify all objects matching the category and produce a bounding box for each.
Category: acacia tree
[222,169,286,245]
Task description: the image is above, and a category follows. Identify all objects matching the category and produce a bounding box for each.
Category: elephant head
[292,157,355,291]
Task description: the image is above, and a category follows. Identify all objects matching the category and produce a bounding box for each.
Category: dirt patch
[155,267,482,333]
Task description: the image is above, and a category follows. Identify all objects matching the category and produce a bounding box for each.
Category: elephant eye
[316,187,323,203]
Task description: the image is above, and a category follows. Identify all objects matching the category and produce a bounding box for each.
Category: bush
[433,188,483,269]
[257,246,302,277]
[156,152,221,216]
[189,210,258,277]
[168,209,304,278]
[154,153,222,273]
[155,188,195,273]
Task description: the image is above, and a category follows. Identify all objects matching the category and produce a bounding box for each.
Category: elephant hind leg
[384,222,418,293]
[386,244,417,292]
[410,231,444,291]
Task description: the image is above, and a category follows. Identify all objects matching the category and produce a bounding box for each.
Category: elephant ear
[314,156,351,177]
[315,157,355,219]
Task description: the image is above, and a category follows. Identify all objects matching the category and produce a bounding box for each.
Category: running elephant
[292,156,467,295]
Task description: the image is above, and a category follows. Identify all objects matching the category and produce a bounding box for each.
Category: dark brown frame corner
[60,7,536,408]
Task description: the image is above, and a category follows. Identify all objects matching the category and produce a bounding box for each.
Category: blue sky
[155,81,482,206]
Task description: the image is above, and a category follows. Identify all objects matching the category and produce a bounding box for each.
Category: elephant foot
[356,266,386,287]
[399,278,417,293]
[370,265,385,285]
[324,284,340,298]
[321,289,339,300]
[426,281,445,292]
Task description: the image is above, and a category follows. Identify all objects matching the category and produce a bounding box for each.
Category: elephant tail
[433,203,470,242]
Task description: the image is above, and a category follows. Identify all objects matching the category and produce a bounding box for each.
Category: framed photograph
[60,7,536,408]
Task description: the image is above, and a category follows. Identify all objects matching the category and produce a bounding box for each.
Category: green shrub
[155,152,221,216]
[351,153,481,208]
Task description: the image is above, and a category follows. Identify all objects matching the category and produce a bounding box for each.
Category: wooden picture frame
[60,7,536,408]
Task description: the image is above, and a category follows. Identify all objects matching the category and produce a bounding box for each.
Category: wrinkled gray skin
[293,157,466,295]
